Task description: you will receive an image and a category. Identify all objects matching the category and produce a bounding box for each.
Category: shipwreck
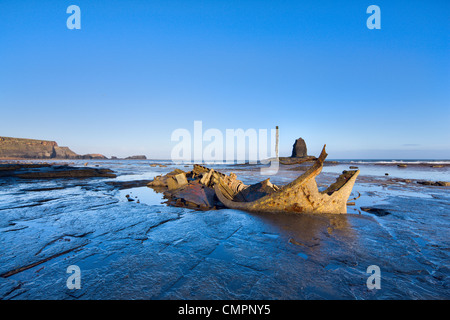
[147,145,359,214]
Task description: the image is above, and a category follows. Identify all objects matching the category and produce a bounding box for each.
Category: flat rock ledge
[0,164,116,179]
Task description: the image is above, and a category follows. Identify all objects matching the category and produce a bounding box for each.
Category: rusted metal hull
[214,145,359,214]
[148,145,359,214]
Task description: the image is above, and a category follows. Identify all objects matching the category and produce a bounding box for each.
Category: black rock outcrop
[291,138,308,158]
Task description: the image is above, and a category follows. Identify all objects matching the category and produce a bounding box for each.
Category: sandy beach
[0,159,448,299]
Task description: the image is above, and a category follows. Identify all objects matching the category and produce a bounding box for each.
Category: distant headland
[0,136,148,160]
[0,136,108,160]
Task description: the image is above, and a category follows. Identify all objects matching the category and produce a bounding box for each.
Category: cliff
[0,136,106,160]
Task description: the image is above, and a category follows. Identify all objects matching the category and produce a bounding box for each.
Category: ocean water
[322,161,450,181]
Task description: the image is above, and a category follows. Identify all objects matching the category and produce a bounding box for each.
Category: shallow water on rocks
[0,160,448,299]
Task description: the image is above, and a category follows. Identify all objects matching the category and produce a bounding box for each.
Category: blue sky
[0,0,449,159]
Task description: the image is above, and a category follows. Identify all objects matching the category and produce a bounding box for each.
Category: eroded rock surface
[0,160,448,300]
[0,164,116,179]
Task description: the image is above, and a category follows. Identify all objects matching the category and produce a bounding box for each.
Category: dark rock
[360,207,391,216]
[15,168,116,179]
[0,163,116,179]
[279,156,317,165]
[125,155,147,160]
[417,181,450,187]
[106,179,153,190]
[291,138,307,158]
[80,154,108,160]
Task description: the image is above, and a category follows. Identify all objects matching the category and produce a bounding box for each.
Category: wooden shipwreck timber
[147,145,359,214]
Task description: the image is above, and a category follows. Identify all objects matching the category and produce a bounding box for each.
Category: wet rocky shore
[0,159,448,299]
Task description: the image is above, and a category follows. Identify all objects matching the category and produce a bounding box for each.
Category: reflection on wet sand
[250,211,354,248]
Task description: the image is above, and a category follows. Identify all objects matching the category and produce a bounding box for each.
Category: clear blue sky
[1,0,449,159]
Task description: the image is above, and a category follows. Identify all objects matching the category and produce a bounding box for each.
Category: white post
[275,126,279,160]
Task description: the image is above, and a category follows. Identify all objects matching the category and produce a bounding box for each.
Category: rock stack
[277,137,316,164]
[291,138,308,158]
